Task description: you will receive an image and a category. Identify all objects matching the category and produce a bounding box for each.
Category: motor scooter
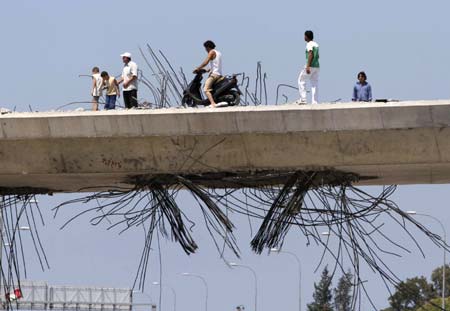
[182,69,241,107]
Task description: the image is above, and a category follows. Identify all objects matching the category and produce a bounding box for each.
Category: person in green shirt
[297,30,320,104]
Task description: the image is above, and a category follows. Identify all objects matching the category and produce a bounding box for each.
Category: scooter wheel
[228,90,240,106]
[182,96,195,108]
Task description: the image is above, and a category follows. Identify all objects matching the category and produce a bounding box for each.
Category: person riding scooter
[193,40,223,108]
[182,68,241,108]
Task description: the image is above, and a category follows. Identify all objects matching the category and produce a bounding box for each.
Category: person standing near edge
[297,30,320,104]
[352,71,372,102]
[101,71,120,110]
[117,52,138,108]
[91,66,103,111]
[194,40,223,107]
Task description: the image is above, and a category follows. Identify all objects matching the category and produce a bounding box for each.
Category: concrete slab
[1,100,450,193]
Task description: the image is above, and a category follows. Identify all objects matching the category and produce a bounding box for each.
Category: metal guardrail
[0,301,156,311]
[0,281,155,311]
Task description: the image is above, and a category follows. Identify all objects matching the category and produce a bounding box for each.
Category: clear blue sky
[1,1,450,310]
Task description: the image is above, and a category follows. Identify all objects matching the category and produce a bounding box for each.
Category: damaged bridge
[1,100,450,193]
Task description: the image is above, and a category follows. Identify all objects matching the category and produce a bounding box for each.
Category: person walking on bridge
[194,40,223,108]
[297,30,320,104]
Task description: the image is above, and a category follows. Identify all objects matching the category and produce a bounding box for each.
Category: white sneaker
[215,102,229,107]
[295,100,307,105]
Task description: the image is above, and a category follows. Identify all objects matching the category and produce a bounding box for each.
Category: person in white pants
[298,30,320,104]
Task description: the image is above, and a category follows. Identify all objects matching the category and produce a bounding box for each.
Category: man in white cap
[117,52,138,108]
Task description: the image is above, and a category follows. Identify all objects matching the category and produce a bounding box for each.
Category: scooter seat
[213,76,225,84]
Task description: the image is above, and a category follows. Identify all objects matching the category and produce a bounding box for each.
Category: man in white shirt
[117,52,138,108]
[194,40,223,107]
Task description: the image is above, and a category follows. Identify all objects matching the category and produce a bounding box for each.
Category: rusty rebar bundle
[52,169,449,310]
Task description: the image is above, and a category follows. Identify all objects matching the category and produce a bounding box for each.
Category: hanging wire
[0,194,49,310]
[50,168,449,311]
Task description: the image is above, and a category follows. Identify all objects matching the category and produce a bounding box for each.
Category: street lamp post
[270,248,302,311]
[228,263,258,311]
[181,273,208,311]
[407,211,447,310]
[152,282,176,311]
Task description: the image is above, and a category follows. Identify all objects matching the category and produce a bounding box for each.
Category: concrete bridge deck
[1,100,450,193]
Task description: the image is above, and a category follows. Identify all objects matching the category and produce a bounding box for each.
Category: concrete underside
[1,100,450,193]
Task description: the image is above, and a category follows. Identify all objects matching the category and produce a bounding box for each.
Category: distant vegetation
[307,265,450,311]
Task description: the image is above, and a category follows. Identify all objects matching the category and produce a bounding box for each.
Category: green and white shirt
[305,41,320,68]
